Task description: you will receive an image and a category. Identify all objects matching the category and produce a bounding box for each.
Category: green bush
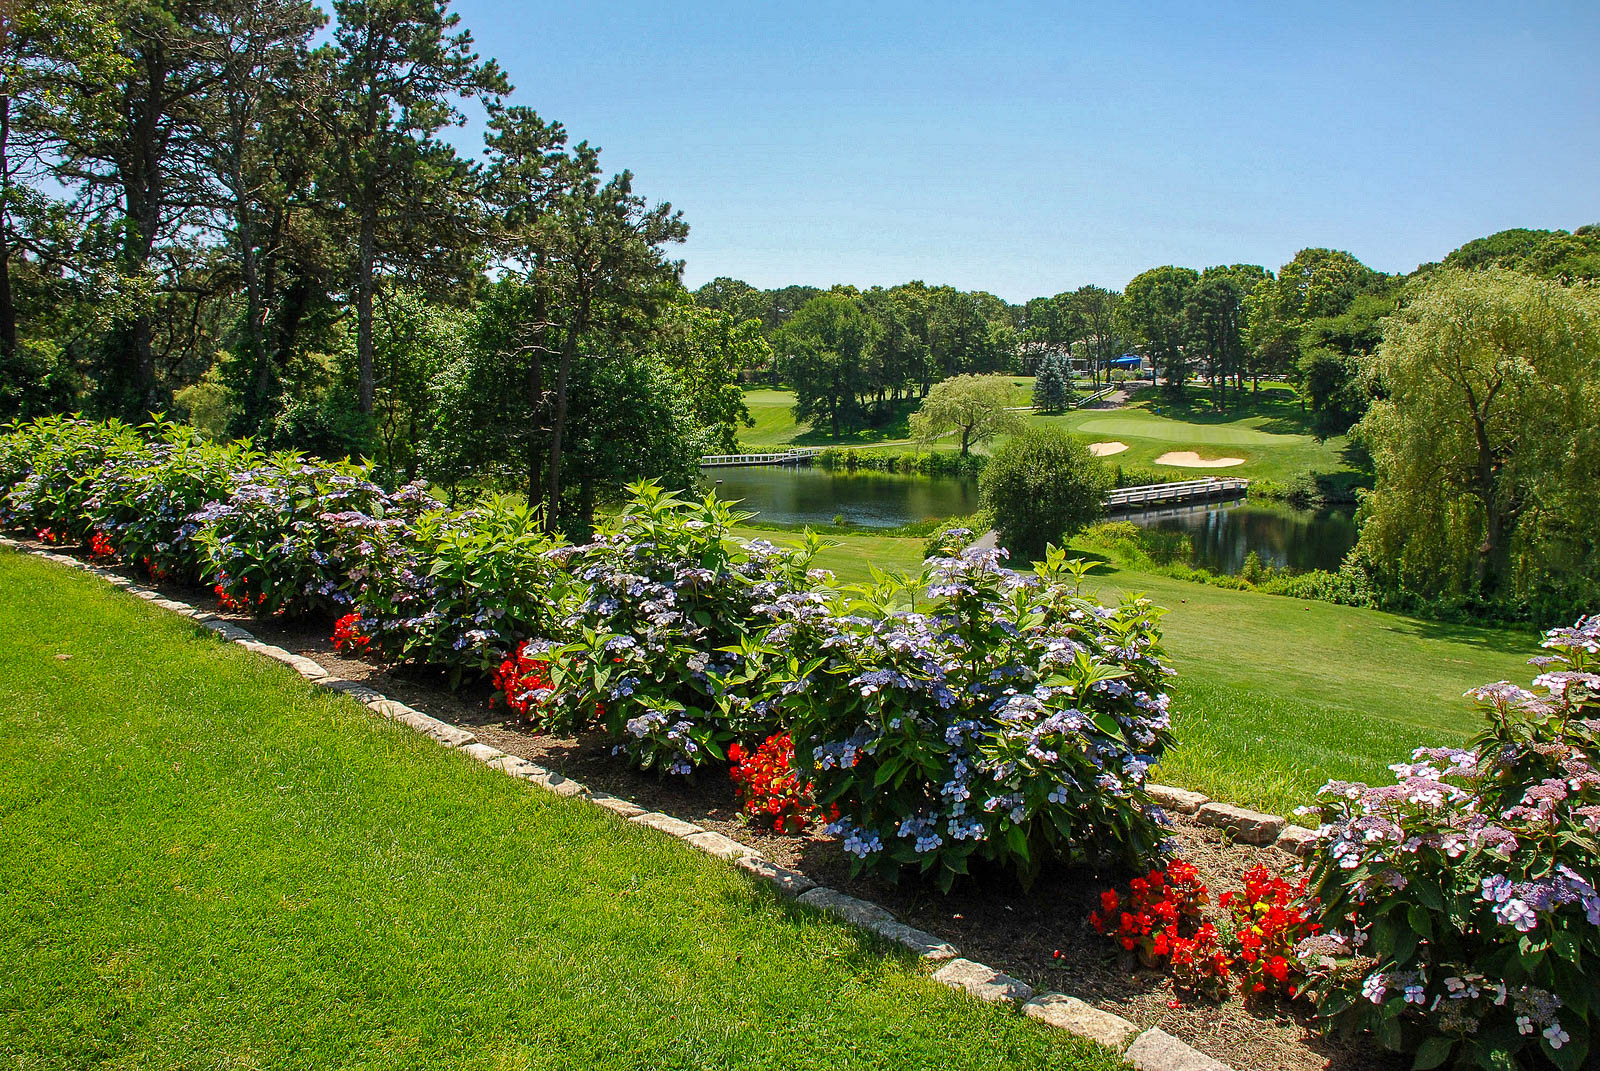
[980,428,1112,560]
[922,510,992,558]
[1303,620,1600,1070]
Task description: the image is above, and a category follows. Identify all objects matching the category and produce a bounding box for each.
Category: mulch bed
[36,542,1403,1071]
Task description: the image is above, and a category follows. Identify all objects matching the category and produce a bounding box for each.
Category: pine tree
[1032,350,1070,412]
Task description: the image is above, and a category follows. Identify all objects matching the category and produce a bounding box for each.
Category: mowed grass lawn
[0,551,1121,1071]
[739,384,1357,486]
[738,527,1534,817]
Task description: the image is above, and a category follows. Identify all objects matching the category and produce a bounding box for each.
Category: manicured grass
[736,526,1533,817]
[739,384,1360,487]
[0,550,1121,1071]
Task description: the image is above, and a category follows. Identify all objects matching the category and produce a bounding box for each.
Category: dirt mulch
[37,544,1400,1071]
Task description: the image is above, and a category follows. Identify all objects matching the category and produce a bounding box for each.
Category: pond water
[704,466,980,530]
[700,465,1357,575]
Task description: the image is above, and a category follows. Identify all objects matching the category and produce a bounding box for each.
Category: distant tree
[1355,269,1600,619]
[1296,292,1394,432]
[654,301,762,453]
[775,292,877,439]
[1438,226,1600,282]
[980,427,1111,560]
[1066,285,1122,384]
[1245,248,1382,398]
[1184,265,1263,406]
[910,374,1023,456]
[1117,266,1197,393]
[1031,351,1071,412]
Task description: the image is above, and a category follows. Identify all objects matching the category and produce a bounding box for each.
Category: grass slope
[736,527,1532,816]
[0,550,1119,1071]
[738,384,1358,486]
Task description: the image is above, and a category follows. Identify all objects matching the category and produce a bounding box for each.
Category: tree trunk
[0,93,15,366]
[356,204,375,413]
[960,424,971,456]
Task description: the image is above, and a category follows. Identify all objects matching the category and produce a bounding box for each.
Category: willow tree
[1355,269,1600,619]
[910,374,1023,456]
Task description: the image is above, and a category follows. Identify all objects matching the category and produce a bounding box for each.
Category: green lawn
[737,526,1533,817]
[0,550,1120,1071]
[739,384,1359,487]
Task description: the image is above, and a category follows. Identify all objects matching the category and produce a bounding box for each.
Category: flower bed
[0,417,1176,888]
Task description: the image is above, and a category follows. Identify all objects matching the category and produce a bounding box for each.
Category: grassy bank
[0,550,1119,1071]
[733,526,1532,817]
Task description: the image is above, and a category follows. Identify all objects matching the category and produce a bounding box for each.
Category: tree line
[697,226,1599,438]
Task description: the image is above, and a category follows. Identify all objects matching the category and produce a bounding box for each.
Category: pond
[700,464,1357,575]
[703,466,980,530]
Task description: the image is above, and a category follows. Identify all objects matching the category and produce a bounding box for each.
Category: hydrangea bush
[339,495,571,683]
[0,416,144,541]
[521,482,825,776]
[777,541,1175,889]
[84,423,255,582]
[192,455,431,617]
[1302,617,1600,1070]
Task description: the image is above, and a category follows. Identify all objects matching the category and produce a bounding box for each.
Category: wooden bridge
[1106,477,1248,510]
[699,447,825,468]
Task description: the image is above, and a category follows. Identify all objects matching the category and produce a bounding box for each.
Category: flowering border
[1,535,1249,1071]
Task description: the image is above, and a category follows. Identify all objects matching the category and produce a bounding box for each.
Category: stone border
[4,536,1251,1071]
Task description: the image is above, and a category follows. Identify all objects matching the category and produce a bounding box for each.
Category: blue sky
[452,0,1598,302]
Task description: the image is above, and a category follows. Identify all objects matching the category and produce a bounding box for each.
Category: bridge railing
[1106,477,1248,508]
[699,447,825,467]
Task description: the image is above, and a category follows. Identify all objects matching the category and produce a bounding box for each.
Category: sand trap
[1155,450,1246,468]
[1088,441,1129,457]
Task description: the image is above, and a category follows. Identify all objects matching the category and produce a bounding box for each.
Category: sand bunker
[1088,441,1129,457]
[1155,450,1245,468]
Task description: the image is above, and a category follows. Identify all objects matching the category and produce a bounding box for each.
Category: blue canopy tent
[1109,354,1142,369]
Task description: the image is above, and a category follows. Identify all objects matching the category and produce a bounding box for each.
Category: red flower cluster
[1090,859,1229,994]
[1090,859,1322,1002]
[87,531,116,561]
[1220,865,1320,1000]
[492,642,554,717]
[332,612,370,655]
[35,527,63,545]
[139,556,169,581]
[728,732,835,834]
[213,583,265,613]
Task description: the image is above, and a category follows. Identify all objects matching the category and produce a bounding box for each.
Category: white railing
[699,447,825,467]
[1077,385,1117,407]
[1106,477,1248,508]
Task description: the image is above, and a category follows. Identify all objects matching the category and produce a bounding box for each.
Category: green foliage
[776,292,880,440]
[981,428,1112,560]
[1303,624,1600,1071]
[814,447,985,477]
[1031,350,1072,412]
[922,511,992,558]
[781,547,1175,890]
[1118,266,1198,392]
[909,374,1023,456]
[1439,225,1600,281]
[654,301,763,452]
[1355,269,1600,622]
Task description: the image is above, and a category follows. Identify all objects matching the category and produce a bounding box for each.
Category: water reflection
[701,466,979,529]
[699,465,1357,575]
[1115,498,1357,575]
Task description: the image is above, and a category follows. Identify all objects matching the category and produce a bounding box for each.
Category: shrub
[522,482,824,776]
[83,422,253,583]
[922,511,992,559]
[1302,617,1600,1070]
[0,415,144,540]
[340,495,570,684]
[778,543,1175,889]
[191,454,430,618]
[980,427,1111,561]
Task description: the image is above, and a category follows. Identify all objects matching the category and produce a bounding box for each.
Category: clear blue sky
[452,0,1598,302]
